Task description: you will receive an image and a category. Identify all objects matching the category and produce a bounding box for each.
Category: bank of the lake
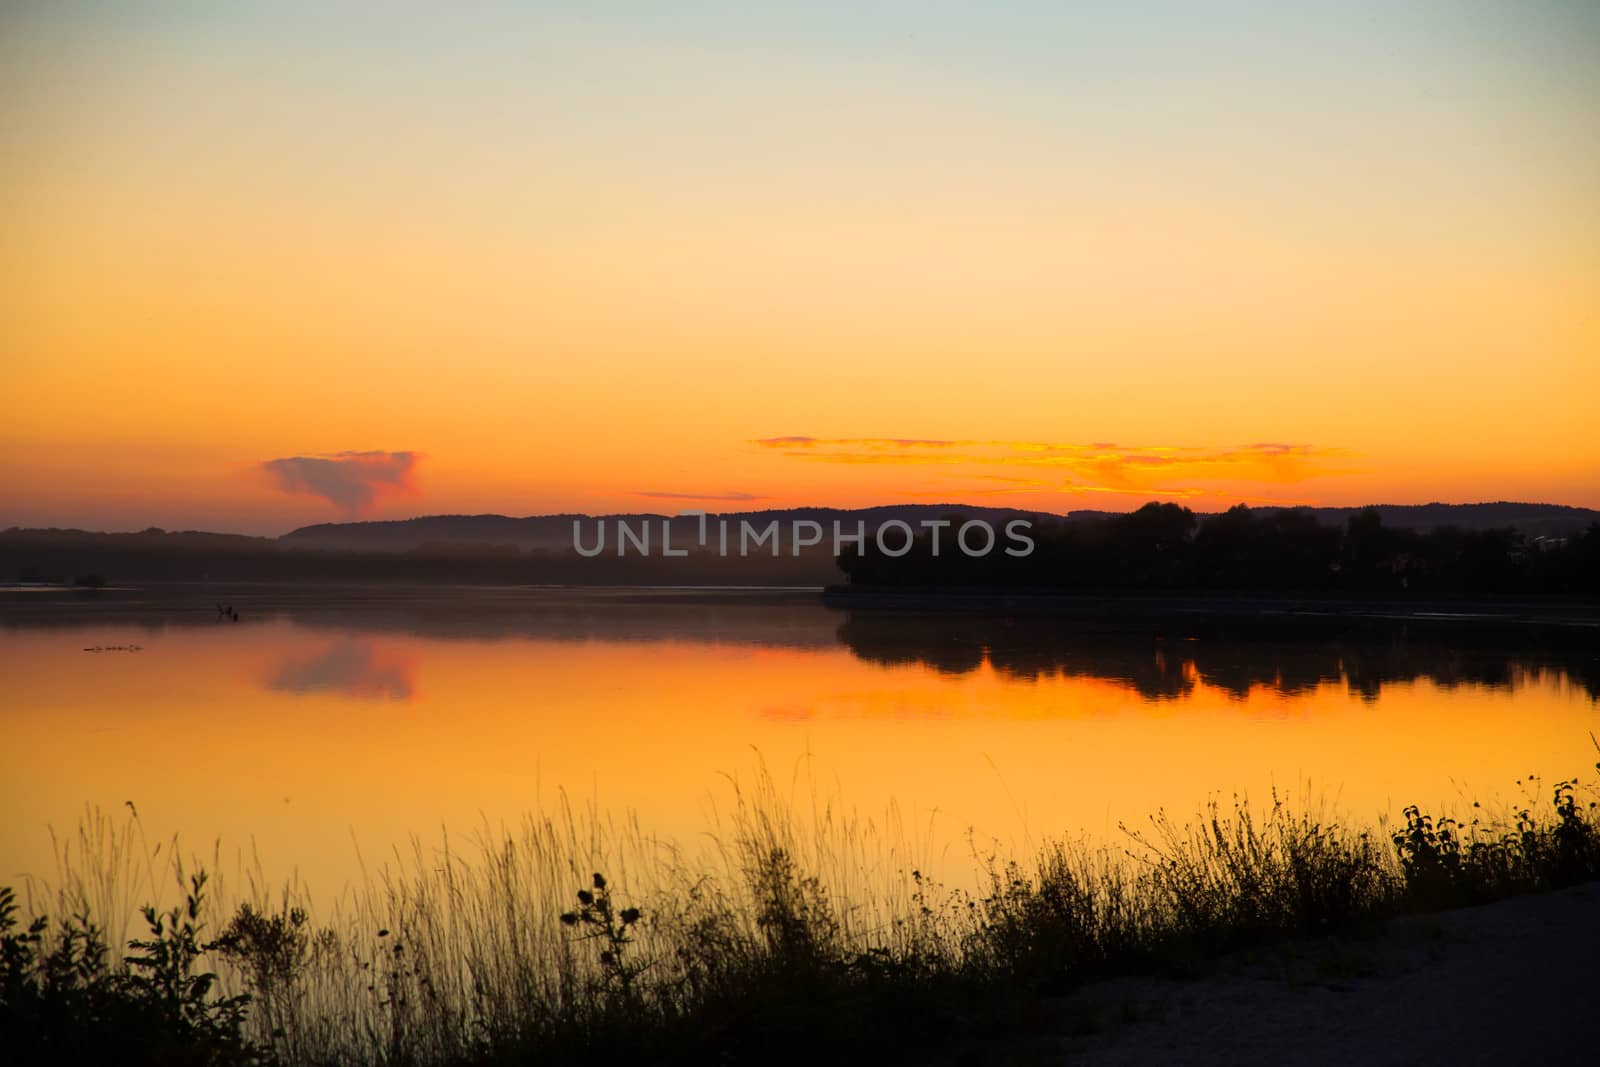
[823,586,1600,629]
[4,759,1598,1067]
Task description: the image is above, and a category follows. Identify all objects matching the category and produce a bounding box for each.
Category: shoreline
[6,580,1599,634]
[7,759,1597,1067]
[822,586,1600,629]
[1044,881,1600,1066]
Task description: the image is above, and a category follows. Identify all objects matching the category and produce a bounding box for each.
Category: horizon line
[7,498,1598,540]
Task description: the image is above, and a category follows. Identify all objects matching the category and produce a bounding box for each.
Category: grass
[4,748,1599,1066]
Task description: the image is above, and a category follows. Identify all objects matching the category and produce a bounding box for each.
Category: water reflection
[835,612,1600,703]
[0,587,838,647]
[6,587,1593,705]
[266,639,416,701]
[3,587,1596,901]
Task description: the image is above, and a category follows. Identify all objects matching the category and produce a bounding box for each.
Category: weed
[5,757,1597,1066]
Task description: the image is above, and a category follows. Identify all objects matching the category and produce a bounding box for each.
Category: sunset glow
[3,2,1597,532]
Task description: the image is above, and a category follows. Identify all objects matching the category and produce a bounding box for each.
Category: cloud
[753,437,1351,493]
[754,436,961,450]
[261,451,419,513]
[633,489,771,502]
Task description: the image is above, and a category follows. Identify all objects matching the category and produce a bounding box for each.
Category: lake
[3,586,1596,905]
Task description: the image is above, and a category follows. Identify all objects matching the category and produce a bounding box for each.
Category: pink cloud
[261,450,419,513]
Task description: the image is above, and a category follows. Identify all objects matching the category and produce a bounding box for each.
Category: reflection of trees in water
[836,613,1600,704]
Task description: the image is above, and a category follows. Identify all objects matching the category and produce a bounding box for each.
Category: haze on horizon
[3,1,1597,536]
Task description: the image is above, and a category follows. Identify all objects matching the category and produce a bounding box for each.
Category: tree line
[837,503,1600,595]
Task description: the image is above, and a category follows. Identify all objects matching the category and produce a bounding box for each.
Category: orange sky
[2,3,1596,534]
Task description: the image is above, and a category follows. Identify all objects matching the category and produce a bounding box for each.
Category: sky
[3,1,1597,534]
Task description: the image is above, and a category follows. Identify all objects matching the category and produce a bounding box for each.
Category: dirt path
[992,882,1599,1064]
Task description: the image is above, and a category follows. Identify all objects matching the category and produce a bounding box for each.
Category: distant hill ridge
[276,505,1050,552]
[277,502,1600,553]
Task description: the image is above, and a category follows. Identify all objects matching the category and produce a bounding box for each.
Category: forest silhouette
[839,503,1600,596]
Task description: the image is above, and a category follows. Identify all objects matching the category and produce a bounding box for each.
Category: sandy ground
[973,882,1598,1065]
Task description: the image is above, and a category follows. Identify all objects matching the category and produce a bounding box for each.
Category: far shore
[3,579,1599,632]
[822,586,1600,629]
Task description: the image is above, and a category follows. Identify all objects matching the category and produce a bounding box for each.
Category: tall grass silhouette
[4,746,1598,1066]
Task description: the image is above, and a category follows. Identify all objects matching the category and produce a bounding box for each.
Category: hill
[276,505,1053,553]
[4,502,1595,589]
[278,502,1600,553]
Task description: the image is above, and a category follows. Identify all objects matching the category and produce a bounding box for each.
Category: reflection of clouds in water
[267,639,414,700]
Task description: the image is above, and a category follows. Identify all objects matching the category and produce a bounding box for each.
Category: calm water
[4,587,1596,897]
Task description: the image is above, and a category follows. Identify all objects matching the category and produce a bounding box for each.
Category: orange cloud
[754,438,1350,500]
[755,436,963,450]
[634,490,770,502]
